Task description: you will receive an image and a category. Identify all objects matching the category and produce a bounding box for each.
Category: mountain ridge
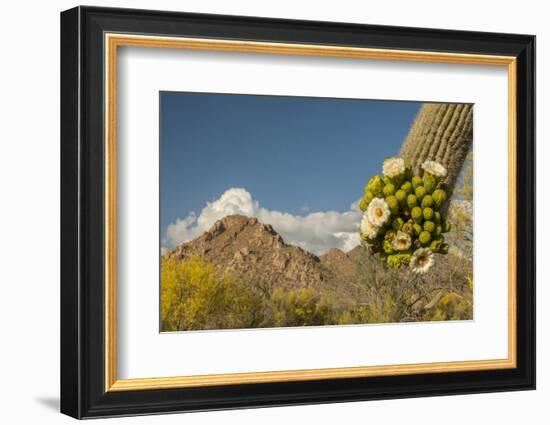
[167,214,359,289]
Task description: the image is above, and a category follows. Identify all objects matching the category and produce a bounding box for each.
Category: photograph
[159,92,474,332]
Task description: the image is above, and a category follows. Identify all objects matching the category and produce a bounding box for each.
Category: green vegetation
[161,256,263,331]
[161,256,369,331]
[161,248,472,332]
[350,250,472,324]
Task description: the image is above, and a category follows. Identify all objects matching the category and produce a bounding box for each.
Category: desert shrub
[265,288,333,327]
[161,255,262,331]
[351,248,473,323]
[423,293,472,321]
[257,287,369,327]
[335,307,369,325]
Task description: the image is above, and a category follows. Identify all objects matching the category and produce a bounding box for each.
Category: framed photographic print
[60,6,535,419]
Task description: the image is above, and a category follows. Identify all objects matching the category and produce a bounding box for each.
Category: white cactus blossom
[421,160,447,178]
[392,230,412,251]
[410,248,434,274]
[366,198,391,227]
[360,213,379,240]
[382,157,406,178]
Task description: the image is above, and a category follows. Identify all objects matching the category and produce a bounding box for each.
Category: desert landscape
[161,197,472,331]
[160,96,474,332]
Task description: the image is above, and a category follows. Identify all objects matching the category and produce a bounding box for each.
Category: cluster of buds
[359,158,452,274]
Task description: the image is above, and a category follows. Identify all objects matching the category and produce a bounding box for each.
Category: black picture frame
[61,5,535,419]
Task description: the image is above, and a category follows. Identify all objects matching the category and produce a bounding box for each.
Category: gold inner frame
[104,33,518,392]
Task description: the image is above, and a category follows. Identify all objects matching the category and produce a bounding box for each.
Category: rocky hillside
[320,248,356,279]
[168,215,359,289]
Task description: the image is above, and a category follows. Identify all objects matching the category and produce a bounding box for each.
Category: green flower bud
[434,211,441,223]
[423,172,437,194]
[414,185,426,200]
[401,181,412,195]
[423,207,434,221]
[359,196,369,211]
[383,176,391,185]
[387,253,412,269]
[430,237,444,252]
[395,189,407,206]
[386,254,399,268]
[413,223,423,236]
[411,206,423,224]
[383,183,396,197]
[418,231,432,246]
[366,175,385,197]
[392,217,404,231]
[443,219,452,233]
[423,220,436,234]
[440,243,449,254]
[435,224,443,236]
[383,239,395,254]
[406,194,418,209]
[385,195,399,215]
[432,189,447,209]
[411,175,422,189]
[421,194,434,208]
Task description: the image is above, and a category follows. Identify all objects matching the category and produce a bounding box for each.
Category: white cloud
[165,188,362,256]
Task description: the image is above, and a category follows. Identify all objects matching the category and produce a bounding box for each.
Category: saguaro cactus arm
[399,103,473,188]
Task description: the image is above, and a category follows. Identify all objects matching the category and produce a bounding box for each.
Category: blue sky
[160,92,422,254]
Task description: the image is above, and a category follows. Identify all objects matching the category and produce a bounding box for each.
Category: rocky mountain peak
[169,215,326,288]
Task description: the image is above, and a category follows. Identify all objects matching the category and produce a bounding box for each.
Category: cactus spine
[399,104,473,188]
